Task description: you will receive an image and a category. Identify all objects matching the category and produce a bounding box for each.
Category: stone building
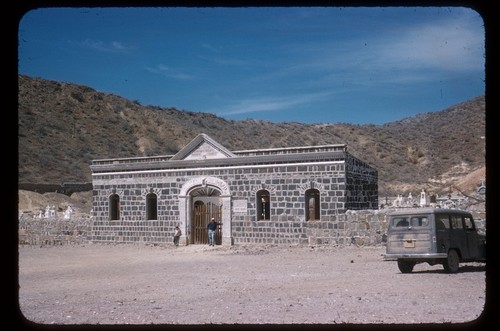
[90,133,378,246]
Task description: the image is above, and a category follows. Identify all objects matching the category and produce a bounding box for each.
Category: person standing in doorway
[173,226,182,246]
[207,218,218,246]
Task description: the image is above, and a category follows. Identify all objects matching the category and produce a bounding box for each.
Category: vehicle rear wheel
[397,260,415,273]
[443,249,460,273]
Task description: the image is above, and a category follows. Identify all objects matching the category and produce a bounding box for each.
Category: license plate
[404,240,415,248]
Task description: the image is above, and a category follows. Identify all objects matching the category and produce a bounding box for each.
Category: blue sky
[18,6,485,124]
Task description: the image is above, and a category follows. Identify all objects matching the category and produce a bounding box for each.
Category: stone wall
[232,210,388,246]
[345,154,379,210]
[18,214,92,246]
[18,209,486,247]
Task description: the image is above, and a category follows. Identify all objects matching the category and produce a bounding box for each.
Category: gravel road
[17,243,488,327]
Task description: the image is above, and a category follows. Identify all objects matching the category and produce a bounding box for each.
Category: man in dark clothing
[207,218,218,246]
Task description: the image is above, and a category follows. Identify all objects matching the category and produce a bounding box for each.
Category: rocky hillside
[18,75,486,198]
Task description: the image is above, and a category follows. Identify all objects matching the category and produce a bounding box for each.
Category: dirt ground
[16,243,488,327]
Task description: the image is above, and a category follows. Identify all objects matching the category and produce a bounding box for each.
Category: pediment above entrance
[171,133,236,160]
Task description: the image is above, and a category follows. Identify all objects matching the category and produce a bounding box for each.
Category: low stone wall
[232,210,388,246]
[18,209,486,247]
[18,214,93,246]
[308,210,389,246]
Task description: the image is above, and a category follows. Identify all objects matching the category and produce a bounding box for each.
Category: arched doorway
[179,177,232,246]
[191,187,222,245]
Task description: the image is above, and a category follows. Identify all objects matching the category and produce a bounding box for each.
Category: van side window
[393,217,409,227]
[464,217,475,230]
[436,215,450,230]
[451,215,463,229]
[410,217,429,227]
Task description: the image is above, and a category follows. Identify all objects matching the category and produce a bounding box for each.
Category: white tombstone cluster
[387,189,473,210]
[63,205,74,219]
[390,191,422,208]
[35,205,74,220]
[44,205,56,219]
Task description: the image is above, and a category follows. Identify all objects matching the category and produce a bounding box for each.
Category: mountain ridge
[18,74,486,198]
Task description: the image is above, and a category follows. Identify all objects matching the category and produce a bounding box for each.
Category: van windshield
[390,216,429,228]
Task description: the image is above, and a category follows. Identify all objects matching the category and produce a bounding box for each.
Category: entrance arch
[179,177,232,246]
[191,190,222,244]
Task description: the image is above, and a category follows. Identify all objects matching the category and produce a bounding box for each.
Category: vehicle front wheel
[443,249,460,273]
[397,260,415,273]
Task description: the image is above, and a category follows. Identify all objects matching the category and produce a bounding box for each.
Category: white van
[384,208,486,273]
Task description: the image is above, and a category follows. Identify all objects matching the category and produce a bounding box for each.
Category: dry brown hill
[18,75,486,198]
[18,190,92,217]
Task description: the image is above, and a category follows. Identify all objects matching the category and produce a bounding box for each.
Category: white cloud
[145,64,194,81]
[80,39,128,53]
[377,16,484,73]
[219,91,333,116]
[201,43,220,53]
[274,10,484,88]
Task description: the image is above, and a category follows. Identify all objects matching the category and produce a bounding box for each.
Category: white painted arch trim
[178,176,233,246]
[179,176,231,197]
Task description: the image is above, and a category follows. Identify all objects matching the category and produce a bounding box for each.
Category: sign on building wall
[233,199,248,214]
